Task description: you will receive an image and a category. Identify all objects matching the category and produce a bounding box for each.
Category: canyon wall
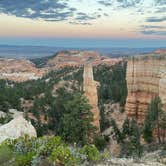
[125,54,166,124]
[83,63,100,131]
[0,58,44,82]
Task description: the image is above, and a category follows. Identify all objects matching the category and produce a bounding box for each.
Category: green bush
[14,152,35,166]
[0,136,106,166]
[80,144,101,162]
[49,145,80,166]
[94,135,109,151]
[0,144,15,166]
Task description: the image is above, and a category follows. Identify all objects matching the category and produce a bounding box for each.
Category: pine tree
[143,96,163,143]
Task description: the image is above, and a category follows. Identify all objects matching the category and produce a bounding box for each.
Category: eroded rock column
[83,63,100,132]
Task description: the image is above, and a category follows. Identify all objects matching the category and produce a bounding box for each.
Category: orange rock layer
[0,58,44,82]
[125,54,166,124]
[83,63,100,131]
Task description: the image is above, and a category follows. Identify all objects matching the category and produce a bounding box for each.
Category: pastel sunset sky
[0,0,165,47]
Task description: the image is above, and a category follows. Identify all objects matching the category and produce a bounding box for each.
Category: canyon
[0,51,122,82]
[1,50,166,128]
[125,53,166,124]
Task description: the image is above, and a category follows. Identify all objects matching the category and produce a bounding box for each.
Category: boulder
[0,116,37,143]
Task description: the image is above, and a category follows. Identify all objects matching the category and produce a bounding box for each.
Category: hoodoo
[83,63,100,132]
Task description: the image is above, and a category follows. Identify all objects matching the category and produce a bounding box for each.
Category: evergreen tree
[58,93,96,145]
[143,96,163,143]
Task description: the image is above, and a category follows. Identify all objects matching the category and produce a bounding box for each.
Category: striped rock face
[125,54,166,124]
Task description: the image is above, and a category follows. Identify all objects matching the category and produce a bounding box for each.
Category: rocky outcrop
[0,115,37,143]
[47,50,122,69]
[154,49,166,54]
[125,53,166,124]
[0,58,44,82]
[83,63,100,131]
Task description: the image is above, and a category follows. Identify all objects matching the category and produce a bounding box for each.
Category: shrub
[49,145,80,166]
[0,136,106,166]
[14,152,35,166]
[0,144,15,166]
[94,135,109,151]
[80,144,101,162]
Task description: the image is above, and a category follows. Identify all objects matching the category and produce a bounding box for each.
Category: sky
[0,0,165,47]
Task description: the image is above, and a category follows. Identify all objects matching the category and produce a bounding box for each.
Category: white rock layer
[0,116,37,143]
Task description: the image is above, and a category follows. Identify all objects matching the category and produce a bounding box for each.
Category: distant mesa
[0,50,122,82]
[154,48,166,54]
[46,50,122,69]
[0,58,45,82]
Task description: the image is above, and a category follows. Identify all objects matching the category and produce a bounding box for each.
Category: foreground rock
[0,116,37,143]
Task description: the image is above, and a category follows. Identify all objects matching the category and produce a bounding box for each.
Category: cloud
[97,0,142,8]
[155,0,166,5]
[141,25,165,29]
[146,16,166,22]
[0,0,75,21]
[98,0,112,6]
[75,12,98,21]
[141,30,166,36]
[117,0,142,8]
[155,7,166,13]
[140,24,166,36]
[70,12,101,25]
[69,21,92,25]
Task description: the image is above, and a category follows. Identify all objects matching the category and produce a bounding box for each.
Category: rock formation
[125,53,166,124]
[0,51,122,82]
[0,58,44,82]
[154,49,166,54]
[47,50,122,69]
[83,63,100,131]
[0,114,37,143]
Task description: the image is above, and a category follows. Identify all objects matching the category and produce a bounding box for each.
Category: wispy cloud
[155,0,166,5]
[98,0,112,6]
[146,16,166,22]
[141,25,165,29]
[140,24,166,36]
[141,30,166,35]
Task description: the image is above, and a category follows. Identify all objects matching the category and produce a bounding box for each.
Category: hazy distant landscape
[0,45,159,59]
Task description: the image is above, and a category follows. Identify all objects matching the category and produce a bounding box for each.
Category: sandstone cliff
[125,53,166,124]
[83,63,100,131]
